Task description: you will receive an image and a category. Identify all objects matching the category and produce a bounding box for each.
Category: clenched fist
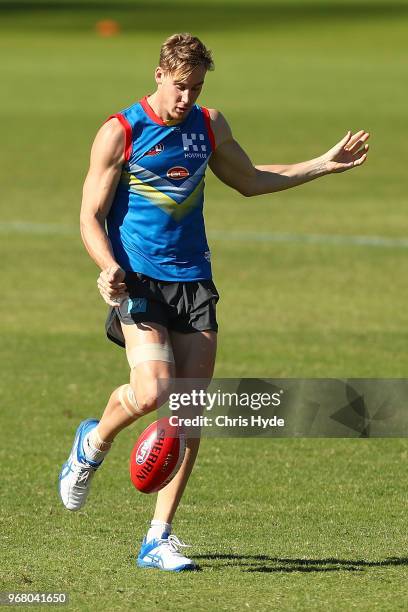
[97,265,128,306]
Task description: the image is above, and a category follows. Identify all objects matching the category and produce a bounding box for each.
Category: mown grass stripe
[2,221,408,249]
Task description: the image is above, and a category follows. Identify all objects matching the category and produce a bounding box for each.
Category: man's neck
[146,93,183,126]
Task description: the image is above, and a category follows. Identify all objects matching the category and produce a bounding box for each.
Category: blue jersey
[106,96,216,281]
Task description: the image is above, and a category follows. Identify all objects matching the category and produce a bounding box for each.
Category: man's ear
[155,66,165,86]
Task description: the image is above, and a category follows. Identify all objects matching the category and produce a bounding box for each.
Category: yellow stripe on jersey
[123,173,205,221]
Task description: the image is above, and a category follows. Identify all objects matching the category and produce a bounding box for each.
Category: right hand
[97,264,128,306]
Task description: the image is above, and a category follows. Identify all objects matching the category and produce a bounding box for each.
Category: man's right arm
[80,118,128,305]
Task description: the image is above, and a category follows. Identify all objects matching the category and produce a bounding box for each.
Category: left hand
[321,130,370,174]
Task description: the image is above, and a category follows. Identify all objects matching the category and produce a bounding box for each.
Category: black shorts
[105,272,219,348]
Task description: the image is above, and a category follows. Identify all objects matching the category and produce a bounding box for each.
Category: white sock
[83,427,111,463]
[146,520,172,542]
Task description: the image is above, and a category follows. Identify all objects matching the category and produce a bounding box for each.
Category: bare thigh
[120,321,176,412]
[169,330,217,418]
[170,330,217,379]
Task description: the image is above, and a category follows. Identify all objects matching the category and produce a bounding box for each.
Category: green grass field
[1,1,407,610]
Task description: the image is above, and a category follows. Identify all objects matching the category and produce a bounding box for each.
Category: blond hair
[159,33,214,79]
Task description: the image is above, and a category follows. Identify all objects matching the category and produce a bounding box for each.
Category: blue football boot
[59,419,103,511]
[137,533,196,572]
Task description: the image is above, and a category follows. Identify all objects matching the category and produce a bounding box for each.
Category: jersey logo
[146,143,164,156]
[182,133,207,152]
[166,166,190,180]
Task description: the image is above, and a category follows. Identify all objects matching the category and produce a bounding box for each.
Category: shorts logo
[127,297,147,314]
[136,440,151,465]
[166,166,190,180]
[146,143,164,156]
[204,250,211,262]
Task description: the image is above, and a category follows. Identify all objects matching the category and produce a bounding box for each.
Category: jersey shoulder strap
[104,100,143,162]
[199,106,216,152]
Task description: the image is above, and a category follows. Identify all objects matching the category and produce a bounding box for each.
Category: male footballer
[59,33,369,571]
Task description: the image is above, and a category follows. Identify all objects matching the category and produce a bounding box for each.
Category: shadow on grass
[194,554,408,573]
[1,1,407,33]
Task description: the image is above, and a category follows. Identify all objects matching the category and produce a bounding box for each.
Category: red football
[130,418,185,494]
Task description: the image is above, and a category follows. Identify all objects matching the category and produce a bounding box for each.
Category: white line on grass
[0,221,76,235]
[1,221,408,249]
[208,229,408,248]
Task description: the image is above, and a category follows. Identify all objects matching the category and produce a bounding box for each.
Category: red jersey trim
[105,113,133,162]
[201,106,216,151]
[140,95,168,126]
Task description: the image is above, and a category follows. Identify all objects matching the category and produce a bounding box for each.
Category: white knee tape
[118,384,140,417]
[126,343,175,369]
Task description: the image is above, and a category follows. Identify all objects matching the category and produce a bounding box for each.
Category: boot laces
[73,460,96,485]
[158,535,192,555]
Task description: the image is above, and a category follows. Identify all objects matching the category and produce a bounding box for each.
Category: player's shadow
[194,554,408,573]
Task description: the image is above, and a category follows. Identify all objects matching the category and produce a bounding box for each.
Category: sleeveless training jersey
[106,96,216,281]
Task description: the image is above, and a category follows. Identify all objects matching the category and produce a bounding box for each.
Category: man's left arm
[207,110,370,197]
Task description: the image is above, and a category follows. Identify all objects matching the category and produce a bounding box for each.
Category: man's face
[155,65,207,120]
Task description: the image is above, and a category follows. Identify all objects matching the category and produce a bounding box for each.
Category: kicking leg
[59,321,175,511]
[97,321,175,441]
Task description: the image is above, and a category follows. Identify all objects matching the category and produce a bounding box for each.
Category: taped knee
[126,343,175,369]
[117,384,143,418]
